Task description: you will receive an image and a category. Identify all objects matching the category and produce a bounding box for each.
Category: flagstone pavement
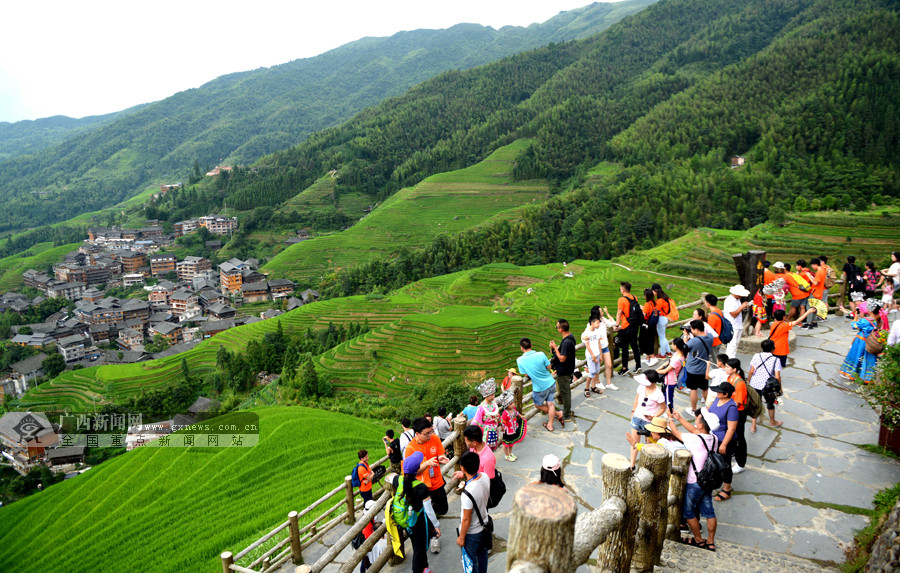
[302,316,900,572]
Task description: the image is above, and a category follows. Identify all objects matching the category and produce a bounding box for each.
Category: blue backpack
[350,462,364,487]
[711,310,734,344]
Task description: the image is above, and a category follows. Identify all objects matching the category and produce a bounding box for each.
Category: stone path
[295,316,899,572]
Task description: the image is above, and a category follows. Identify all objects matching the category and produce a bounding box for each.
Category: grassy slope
[0,242,82,291]
[0,407,386,573]
[262,139,548,282]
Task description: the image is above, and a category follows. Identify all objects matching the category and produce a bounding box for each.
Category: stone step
[657,538,838,573]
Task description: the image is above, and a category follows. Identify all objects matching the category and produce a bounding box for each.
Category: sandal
[591,387,603,394]
[584,390,591,397]
[714,489,732,502]
[542,422,554,432]
[680,537,707,549]
[705,543,716,552]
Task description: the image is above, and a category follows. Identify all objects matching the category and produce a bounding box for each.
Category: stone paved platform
[292,316,899,572]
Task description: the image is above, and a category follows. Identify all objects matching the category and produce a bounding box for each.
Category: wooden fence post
[596,454,641,572]
[453,414,467,469]
[511,375,524,416]
[220,551,233,573]
[507,483,576,572]
[344,476,356,524]
[632,444,671,573]
[288,510,303,565]
[666,449,692,542]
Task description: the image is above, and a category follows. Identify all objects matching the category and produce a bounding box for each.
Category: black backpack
[625,295,644,328]
[690,434,728,493]
[488,470,506,509]
[761,355,781,396]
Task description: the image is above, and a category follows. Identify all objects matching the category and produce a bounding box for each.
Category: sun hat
[729,284,750,297]
[645,416,668,433]
[699,407,721,432]
[542,454,561,472]
[772,261,786,270]
[709,381,735,396]
[403,451,424,475]
[633,373,651,387]
[364,499,376,511]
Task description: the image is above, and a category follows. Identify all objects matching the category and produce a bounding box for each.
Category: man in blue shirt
[683,319,714,415]
[517,337,565,432]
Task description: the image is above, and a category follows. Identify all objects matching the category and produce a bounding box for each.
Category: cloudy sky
[0,0,596,123]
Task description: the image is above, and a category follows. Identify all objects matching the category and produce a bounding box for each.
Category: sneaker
[508,453,517,462]
[630,367,642,375]
[618,367,629,376]
[606,383,619,391]
[800,324,810,329]
[564,415,575,423]
[731,464,745,475]
[597,383,607,390]
[645,356,658,367]
[429,536,440,554]
[684,406,696,417]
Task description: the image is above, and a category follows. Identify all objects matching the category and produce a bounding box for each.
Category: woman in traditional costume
[839,299,881,383]
[472,378,502,450]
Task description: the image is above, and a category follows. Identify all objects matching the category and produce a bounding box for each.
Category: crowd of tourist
[360,251,900,571]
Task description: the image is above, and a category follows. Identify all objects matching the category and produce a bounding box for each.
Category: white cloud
[0,0,595,122]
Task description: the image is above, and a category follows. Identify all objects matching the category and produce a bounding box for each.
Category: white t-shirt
[581,326,604,359]
[399,429,414,456]
[889,262,900,286]
[888,318,900,347]
[461,473,491,535]
[681,433,717,484]
[723,295,743,330]
[635,385,665,421]
[705,369,728,407]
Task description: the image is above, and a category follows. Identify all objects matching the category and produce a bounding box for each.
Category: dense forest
[0,0,652,233]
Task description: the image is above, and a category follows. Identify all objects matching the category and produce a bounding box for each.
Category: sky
[0,0,599,123]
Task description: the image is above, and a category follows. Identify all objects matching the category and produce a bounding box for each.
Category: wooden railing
[220,417,468,573]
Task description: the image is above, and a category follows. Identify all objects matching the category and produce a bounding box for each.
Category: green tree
[42,353,65,379]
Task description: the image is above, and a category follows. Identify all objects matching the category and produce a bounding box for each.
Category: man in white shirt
[457,451,491,573]
[724,285,750,358]
[888,317,900,347]
[398,418,414,456]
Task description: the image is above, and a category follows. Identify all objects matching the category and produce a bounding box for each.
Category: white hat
[542,454,561,471]
[772,261,786,270]
[633,373,651,386]
[699,407,721,433]
[364,499,375,511]
[729,284,750,297]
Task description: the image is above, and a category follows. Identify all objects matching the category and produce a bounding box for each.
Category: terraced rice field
[0,241,82,291]
[0,407,386,573]
[262,139,548,283]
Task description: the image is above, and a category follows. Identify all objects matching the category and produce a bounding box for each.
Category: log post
[344,476,356,524]
[511,375,524,416]
[288,510,303,565]
[596,454,640,573]
[666,449,692,542]
[453,414,467,470]
[632,444,671,573]
[220,551,234,573]
[733,250,766,299]
[507,483,577,573]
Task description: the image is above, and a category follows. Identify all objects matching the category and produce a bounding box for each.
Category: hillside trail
[285,317,899,572]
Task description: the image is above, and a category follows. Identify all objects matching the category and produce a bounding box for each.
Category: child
[656,337,686,414]
[500,394,526,462]
[879,272,896,313]
[752,289,768,336]
[582,312,616,396]
[705,354,730,408]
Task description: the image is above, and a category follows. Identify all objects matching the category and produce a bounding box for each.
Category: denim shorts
[630,416,649,431]
[683,482,716,519]
[532,386,555,407]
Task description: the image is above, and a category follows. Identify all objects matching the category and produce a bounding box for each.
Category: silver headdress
[850,291,867,302]
[496,390,515,409]
[478,378,497,398]
[762,278,786,296]
[866,298,884,310]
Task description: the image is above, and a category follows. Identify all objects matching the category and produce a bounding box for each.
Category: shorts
[685,371,708,391]
[586,351,608,376]
[683,482,715,519]
[790,297,809,308]
[532,386,555,407]
[630,417,649,432]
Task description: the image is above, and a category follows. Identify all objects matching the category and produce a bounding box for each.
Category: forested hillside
[0,0,653,233]
[0,108,140,161]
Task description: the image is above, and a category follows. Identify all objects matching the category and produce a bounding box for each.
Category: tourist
[517,337,564,432]
[880,252,900,297]
[593,306,621,390]
[500,394,526,462]
[703,295,726,356]
[399,418,414,454]
[457,451,490,573]
[796,260,819,328]
[462,397,479,421]
[683,319,713,415]
[452,425,496,484]
[878,271,896,314]
[639,288,660,363]
[768,308,815,369]
[807,258,828,327]
[666,408,720,552]
[723,358,749,476]
[704,353,730,408]
[549,319,577,422]
[762,260,777,321]
[839,302,882,383]
[626,415,685,469]
[537,454,565,487]
[404,417,451,533]
[629,371,667,444]
[751,286,768,336]
[706,381,739,502]
[582,314,606,397]
[723,285,750,358]
[400,451,441,573]
[864,262,881,300]
[690,308,718,339]
[434,407,453,441]
[360,499,387,573]
[781,262,810,322]
[888,315,900,346]
[652,285,674,358]
[384,429,403,476]
[615,281,643,375]
[747,339,783,431]
[840,256,866,319]
[656,337,686,414]
[472,379,502,450]
[355,450,374,504]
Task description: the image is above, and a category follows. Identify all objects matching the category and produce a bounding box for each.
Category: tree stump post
[344,475,356,524]
[511,375,524,416]
[632,444,671,573]
[596,454,640,573]
[733,250,767,299]
[288,510,303,565]
[453,414,468,470]
[507,483,577,572]
[220,551,234,573]
[666,449,692,542]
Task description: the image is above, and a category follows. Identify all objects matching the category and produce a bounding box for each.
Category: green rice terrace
[262,139,549,283]
[0,241,82,291]
[0,407,386,573]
